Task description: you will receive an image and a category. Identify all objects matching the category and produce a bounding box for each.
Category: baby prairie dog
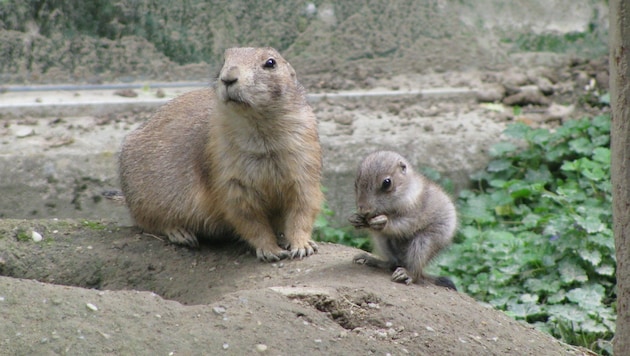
[349,151,457,290]
[119,47,323,262]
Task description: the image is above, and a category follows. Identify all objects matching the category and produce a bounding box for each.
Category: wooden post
[610,1,630,354]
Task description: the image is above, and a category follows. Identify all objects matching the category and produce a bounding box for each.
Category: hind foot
[392,267,413,285]
[353,252,372,265]
[165,227,199,248]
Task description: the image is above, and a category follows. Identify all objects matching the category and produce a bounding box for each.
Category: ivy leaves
[433,114,614,353]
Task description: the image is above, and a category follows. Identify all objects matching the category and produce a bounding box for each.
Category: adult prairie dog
[119,47,323,262]
[349,151,457,290]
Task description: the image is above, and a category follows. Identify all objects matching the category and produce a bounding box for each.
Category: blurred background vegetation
[0,0,608,85]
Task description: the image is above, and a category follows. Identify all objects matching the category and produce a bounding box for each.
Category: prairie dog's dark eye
[263,58,276,69]
[381,178,392,191]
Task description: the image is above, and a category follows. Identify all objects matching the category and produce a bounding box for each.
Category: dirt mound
[0,218,589,355]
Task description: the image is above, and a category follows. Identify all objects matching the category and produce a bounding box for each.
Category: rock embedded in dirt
[595,71,609,90]
[15,127,35,138]
[30,230,42,242]
[503,87,551,107]
[501,71,530,88]
[526,67,560,84]
[535,77,555,95]
[476,83,506,103]
[547,103,576,122]
[113,89,138,98]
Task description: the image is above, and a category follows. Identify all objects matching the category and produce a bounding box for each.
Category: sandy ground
[0,219,591,355]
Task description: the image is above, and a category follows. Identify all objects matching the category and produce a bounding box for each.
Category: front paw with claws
[286,240,319,259]
[256,247,290,262]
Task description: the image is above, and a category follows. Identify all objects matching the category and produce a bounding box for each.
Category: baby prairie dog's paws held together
[367,214,388,230]
[348,213,388,230]
[348,213,368,228]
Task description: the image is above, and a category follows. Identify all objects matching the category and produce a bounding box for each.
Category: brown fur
[119,47,323,262]
[349,151,457,290]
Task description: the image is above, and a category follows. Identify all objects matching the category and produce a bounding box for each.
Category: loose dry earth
[0,219,592,355]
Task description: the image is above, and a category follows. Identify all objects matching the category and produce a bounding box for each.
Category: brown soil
[0,219,592,355]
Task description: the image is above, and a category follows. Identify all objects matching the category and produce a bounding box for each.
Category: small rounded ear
[399,161,407,174]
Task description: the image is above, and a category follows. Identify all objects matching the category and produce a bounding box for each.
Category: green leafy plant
[82,220,107,231]
[433,114,614,354]
[15,228,30,242]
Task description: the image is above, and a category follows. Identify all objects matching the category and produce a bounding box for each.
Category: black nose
[221,77,237,86]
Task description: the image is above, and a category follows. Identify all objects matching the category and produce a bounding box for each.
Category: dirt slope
[0,219,589,355]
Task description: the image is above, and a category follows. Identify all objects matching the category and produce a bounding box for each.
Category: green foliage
[434,115,614,354]
[82,220,106,231]
[419,166,455,196]
[15,228,30,242]
[502,27,608,57]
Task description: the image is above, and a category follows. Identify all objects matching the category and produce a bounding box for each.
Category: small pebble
[255,344,268,352]
[86,303,98,311]
[212,306,226,315]
[31,231,43,242]
[99,331,111,340]
[15,128,35,138]
[114,89,138,98]
[222,343,229,350]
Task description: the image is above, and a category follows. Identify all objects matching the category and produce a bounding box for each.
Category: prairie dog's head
[216,47,304,113]
[354,151,424,218]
